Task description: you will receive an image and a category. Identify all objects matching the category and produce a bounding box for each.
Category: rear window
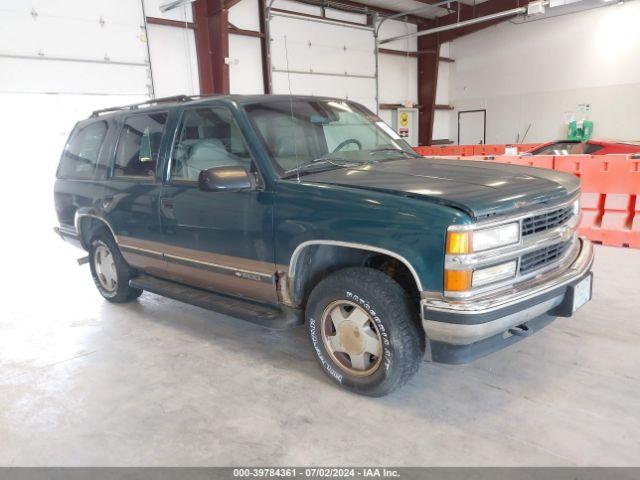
[113,112,168,178]
[533,142,602,155]
[57,121,108,179]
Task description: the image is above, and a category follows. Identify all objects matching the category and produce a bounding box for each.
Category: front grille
[522,205,573,236]
[519,241,572,275]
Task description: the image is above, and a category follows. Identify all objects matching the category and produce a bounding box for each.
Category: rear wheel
[89,231,142,303]
[306,267,424,396]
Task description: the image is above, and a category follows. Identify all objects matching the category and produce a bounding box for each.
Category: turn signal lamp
[444,270,472,292]
[445,231,472,291]
[446,231,471,254]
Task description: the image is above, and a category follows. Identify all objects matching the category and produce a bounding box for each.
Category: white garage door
[268,12,377,111]
[146,22,199,97]
[0,0,151,190]
[0,0,198,231]
[0,0,150,97]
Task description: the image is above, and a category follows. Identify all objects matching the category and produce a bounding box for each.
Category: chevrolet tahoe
[54,94,594,396]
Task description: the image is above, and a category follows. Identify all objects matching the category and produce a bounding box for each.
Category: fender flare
[286,240,424,304]
[74,210,118,250]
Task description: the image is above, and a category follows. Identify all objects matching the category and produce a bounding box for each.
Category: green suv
[54,95,594,396]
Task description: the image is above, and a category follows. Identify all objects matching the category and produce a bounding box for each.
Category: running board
[130,275,303,330]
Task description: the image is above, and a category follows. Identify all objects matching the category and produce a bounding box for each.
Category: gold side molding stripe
[119,244,273,283]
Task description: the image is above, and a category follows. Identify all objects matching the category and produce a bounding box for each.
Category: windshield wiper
[282,155,369,179]
[369,147,422,158]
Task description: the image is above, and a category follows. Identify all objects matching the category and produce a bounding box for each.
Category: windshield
[244,99,416,177]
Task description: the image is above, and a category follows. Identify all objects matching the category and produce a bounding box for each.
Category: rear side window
[58,121,108,179]
[113,112,168,178]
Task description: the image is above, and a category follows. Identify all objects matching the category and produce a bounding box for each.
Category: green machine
[567,119,594,141]
[566,104,594,141]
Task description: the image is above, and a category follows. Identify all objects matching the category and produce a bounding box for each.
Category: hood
[299,158,580,220]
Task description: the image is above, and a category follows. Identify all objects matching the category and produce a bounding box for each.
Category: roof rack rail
[185,93,222,100]
[90,94,193,117]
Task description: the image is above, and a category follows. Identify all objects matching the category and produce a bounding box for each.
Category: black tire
[306,267,424,396]
[88,230,142,303]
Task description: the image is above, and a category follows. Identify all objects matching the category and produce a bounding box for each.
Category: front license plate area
[572,274,592,313]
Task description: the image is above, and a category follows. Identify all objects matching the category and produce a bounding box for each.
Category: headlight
[472,260,517,287]
[447,222,520,255]
[444,222,521,293]
[472,223,520,252]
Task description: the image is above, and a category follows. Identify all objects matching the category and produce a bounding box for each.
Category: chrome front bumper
[421,237,594,347]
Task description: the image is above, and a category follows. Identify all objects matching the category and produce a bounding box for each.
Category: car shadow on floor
[104,290,582,417]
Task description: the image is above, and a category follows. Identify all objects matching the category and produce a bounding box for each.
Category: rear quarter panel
[53,116,120,240]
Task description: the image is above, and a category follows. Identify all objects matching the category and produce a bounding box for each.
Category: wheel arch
[74,212,117,251]
[286,240,424,308]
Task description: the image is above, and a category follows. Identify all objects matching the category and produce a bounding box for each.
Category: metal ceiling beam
[160,0,195,12]
[411,0,456,12]
[306,0,430,24]
[161,0,243,12]
[378,5,526,43]
[434,0,534,41]
[379,0,455,23]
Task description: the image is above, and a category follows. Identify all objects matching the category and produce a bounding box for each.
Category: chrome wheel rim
[94,244,118,292]
[320,300,383,377]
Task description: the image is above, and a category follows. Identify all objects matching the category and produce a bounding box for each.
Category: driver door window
[171,107,252,182]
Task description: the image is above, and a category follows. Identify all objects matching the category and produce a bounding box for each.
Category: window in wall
[113,112,168,178]
[57,121,108,179]
[171,107,252,181]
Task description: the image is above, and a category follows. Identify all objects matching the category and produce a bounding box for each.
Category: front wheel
[306,267,424,396]
[89,231,142,303]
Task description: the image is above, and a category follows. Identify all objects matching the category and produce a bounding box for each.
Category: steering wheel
[332,138,362,153]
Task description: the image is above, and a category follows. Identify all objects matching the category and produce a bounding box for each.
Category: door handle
[161,198,174,210]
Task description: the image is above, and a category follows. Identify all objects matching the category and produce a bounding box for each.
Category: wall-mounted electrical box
[391,107,419,147]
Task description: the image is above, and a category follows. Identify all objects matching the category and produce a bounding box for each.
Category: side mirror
[198,166,255,192]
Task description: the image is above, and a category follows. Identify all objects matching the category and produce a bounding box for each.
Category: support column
[417,31,440,146]
[193,0,230,94]
[257,0,270,93]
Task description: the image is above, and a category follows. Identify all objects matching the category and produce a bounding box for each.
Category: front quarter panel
[274,180,470,294]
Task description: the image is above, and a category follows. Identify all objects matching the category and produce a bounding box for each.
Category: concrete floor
[1,236,639,466]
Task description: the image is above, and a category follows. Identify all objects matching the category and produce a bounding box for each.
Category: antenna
[283,35,300,183]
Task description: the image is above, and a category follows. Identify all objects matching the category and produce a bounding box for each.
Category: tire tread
[307,267,424,396]
[89,230,143,303]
